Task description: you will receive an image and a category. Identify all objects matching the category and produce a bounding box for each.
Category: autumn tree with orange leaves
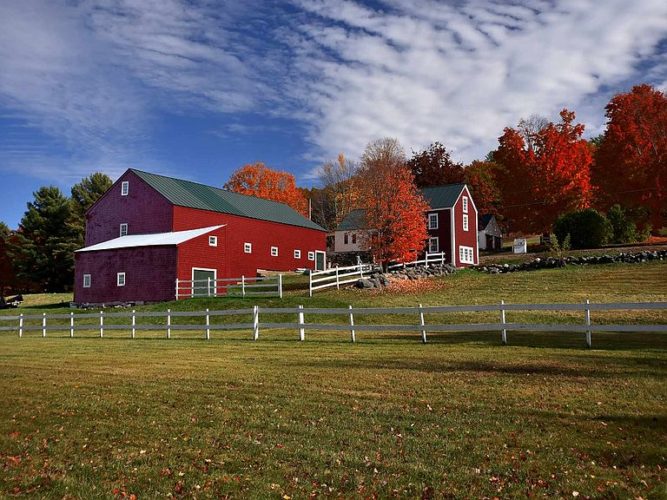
[494,110,593,234]
[224,162,308,217]
[357,138,429,266]
[592,84,667,230]
[464,160,501,217]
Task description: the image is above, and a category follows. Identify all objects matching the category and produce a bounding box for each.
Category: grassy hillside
[0,261,665,497]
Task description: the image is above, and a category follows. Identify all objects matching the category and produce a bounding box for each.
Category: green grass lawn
[1,262,666,497]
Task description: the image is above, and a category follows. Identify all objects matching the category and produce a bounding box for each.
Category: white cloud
[289,0,667,162]
[0,0,665,186]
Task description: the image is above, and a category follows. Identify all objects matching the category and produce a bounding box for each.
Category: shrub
[607,204,638,244]
[553,209,612,249]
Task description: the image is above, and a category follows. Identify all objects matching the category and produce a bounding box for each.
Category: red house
[334,183,479,267]
[74,169,327,304]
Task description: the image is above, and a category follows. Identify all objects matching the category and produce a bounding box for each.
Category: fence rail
[309,263,379,296]
[387,252,447,270]
[1,301,665,348]
[175,275,282,300]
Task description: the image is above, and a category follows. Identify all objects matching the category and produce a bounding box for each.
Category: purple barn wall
[85,170,173,246]
[74,247,177,304]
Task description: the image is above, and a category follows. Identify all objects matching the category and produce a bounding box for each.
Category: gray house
[478,214,502,251]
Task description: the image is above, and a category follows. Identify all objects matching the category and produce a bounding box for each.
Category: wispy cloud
[286,0,667,162]
[0,0,665,185]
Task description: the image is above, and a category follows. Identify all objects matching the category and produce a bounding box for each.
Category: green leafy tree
[553,209,612,249]
[70,172,113,245]
[9,187,79,292]
[606,204,639,244]
[0,222,16,295]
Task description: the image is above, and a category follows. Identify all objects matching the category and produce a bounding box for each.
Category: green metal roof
[131,169,325,231]
[337,209,367,231]
[420,184,466,209]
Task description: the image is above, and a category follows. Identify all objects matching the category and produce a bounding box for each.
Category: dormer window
[119,223,128,237]
[121,181,129,196]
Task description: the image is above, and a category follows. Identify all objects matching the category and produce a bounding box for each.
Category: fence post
[175,278,179,300]
[18,313,23,338]
[99,310,104,338]
[298,305,305,341]
[241,275,246,298]
[441,252,445,265]
[419,304,427,343]
[167,309,171,339]
[585,299,592,348]
[70,312,74,338]
[205,308,210,340]
[131,310,136,339]
[207,277,211,297]
[500,300,507,345]
[278,274,283,299]
[42,313,46,338]
[360,265,365,279]
[348,305,356,343]
[253,305,259,340]
[336,266,340,290]
[309,272,313,297]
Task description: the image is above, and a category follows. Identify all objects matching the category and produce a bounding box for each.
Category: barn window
[462,214,469,231]
[83,274,91,288]
[344,233,349,244]
[209,236,217,247]
[119,223,128,237]
[294,249,301,259]
[459,246,474,264]
[121,181,129,196]
[117,272,126,287]
[429,237,439,253]
[352,233,357,244]
[428,213,438,230]
[308,251,315,261]
[271,246,278,257]
[244,242,252,253]
[462,196,468,213]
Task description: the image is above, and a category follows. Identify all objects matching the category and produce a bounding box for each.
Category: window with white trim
[428,213,438,230]
[429,237,439,253]
[352,233,357,244]
[244,242,252,253]
[83,274,91,288]
[344,233,349,244]
[463,214,469,231]
[121,181,129,196]
[117,272,126,287]
[462,196,468,213]
[209,236,217,247]
[119,223,128,237]
[459,246,474,264]
[294,249,301,259]
[308,251,315,261]
[271,246,278,257]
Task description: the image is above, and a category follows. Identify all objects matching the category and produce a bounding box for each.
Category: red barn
[74,169,327,304]
[334,184,479,267]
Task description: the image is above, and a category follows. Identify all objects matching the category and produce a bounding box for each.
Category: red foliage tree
[358,138,429,265]
[407,142,465,188]
[224,162,309,217]
[494,110,593,233]
[464,160,501,217]
[592,84,667,230]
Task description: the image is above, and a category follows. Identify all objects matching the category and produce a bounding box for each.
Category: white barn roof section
[76,225,225,252]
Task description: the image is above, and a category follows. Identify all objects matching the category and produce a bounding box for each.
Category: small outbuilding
[478,214,502,251]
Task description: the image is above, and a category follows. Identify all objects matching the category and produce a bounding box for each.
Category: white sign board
[513,238,527,254]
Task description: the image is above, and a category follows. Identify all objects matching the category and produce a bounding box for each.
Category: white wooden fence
[308,263,378,296]
[1,301,665,348]
[175,275,282,300]
[387,252,447,270]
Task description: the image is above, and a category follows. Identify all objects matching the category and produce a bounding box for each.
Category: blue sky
[1,0,666,229]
